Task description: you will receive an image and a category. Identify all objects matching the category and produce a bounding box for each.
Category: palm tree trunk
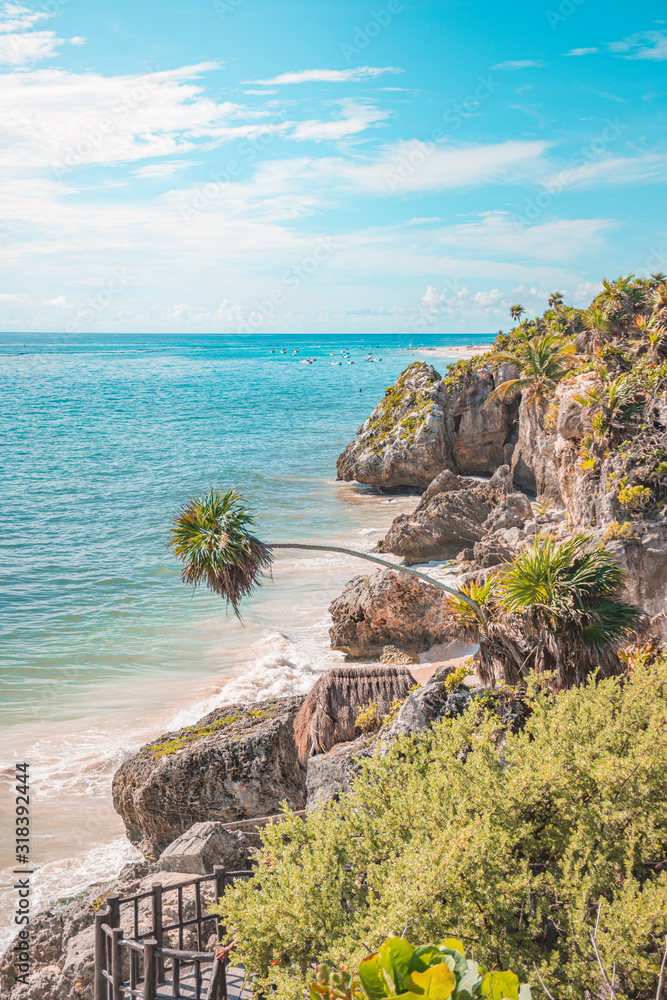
[265,542,483,617]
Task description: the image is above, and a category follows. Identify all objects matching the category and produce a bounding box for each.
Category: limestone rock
[112,696,306,857]
[328,568,450,658]
[336,362,520,490]
[158,822,250,875]
[305,736,375,811]
[336,362,451,489]
[378,469,531,565]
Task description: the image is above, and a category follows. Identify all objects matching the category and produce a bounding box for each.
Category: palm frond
[169,488,273,616]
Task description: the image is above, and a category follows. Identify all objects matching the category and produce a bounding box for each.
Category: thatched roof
[293,664,416,762]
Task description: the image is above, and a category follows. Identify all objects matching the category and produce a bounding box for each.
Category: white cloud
[434,211,613,262]
[0,2,85,65]
[474,288,503,308]
[247,66,403,86]
[0,291,24,300]
[565,47,599,56]
[288,102,390,142]
[608,30,667,60]
[545,153,667,190]
[491,60,544,71]
[337,138,550,193]
[134,160,201,179]
[42,295,69,307]
[0,63,276,169]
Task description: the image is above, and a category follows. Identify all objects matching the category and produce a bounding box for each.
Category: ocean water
[0,331,491,946]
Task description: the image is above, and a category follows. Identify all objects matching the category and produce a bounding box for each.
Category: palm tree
[581,306,612,353]
[509,304,525,322]
[548,291,564,309]
[484,331,576,408]
[169,488,483,618]
[444,534,643,688]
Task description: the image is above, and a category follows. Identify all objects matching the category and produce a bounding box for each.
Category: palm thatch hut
[293,664,416,762]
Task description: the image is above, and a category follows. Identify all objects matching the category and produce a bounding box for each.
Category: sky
[0,0,666,335]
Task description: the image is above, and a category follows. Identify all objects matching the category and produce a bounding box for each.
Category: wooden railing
[93,867,253,1000]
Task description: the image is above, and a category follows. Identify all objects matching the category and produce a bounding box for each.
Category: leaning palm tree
[509,304,525,322]
[169,488,482,617]
[484,331,576,408]
[444,533,643,689]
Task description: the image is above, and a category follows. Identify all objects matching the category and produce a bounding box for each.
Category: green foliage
[215,662,667,1000]
[617,483,652,509]
[601,520,632,543]
[169,487,273,615]
[355,702,380,734]
[444,534,642,687]
[485,332,576,407]
[313,935,530,1000]
[442,355,493,392]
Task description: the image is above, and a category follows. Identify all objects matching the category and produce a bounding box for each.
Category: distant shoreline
[417,344,493,358]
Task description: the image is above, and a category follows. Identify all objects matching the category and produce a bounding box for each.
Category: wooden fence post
[213,866,226,943]
[151,883,165,983]
[142,939,157,1000]
[110,927,123,1000]
[106,895,121,928]
[93,910,109,1000]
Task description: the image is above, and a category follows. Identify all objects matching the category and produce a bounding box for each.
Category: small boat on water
[329,361,341,365]
[347,360,355,364]
[293,349,300,355]
[280,348,287,354]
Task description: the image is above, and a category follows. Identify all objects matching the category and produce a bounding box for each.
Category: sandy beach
[418,344,494,359]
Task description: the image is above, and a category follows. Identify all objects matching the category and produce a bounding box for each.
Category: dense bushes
[216,660,667,1000]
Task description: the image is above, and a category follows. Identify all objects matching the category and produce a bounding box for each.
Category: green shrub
[215,661,667,1000]
[617,484,652,510]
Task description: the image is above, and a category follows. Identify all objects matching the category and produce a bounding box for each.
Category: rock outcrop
[328,568,450,658]
[0,860,157,1000]
[112,696,306,857]
[305,735,375,811]
[157,822,250,875]
[378,466,534,566]
[336,360,519,490]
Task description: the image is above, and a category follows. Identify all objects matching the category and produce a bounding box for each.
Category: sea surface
[0,331,492,947]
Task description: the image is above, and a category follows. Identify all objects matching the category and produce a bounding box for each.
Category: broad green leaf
[440,939,465,956]
[454,968,482,1000]
[480,970,520,1000]
[409,947,442,974]
[379,938,415,993]
[436,948,468,979]
[359,954,388,1000]
[406,964,456,1000]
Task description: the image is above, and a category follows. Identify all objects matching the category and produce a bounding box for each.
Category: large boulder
[335,360,519,490]
[157,822,250,875]
[112,696,306,857]
[305,735,375,811]
[336,362,452,489]
[328,568,450,658]
[378,468,533,565]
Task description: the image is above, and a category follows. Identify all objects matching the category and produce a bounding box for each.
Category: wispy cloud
[247,66,403,85]
[545,152,667,189]
[134,160,201,179]
[0,1,85,66]
[288,101,390,142]
[565,47,599,56]
[608,30,667,60]
[491,59,544,71]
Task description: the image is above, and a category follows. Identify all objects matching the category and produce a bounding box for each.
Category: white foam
[0,836,141,953]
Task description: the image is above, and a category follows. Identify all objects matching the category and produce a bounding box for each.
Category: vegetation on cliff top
[215,658,667,1000]
[443,274,667,515]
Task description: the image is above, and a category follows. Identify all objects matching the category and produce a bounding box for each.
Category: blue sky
[0,0,666,334]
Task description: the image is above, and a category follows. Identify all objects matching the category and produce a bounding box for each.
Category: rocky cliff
[336,360,519,490]
[112,696,306,857]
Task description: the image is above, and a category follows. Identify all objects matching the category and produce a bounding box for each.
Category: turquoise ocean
[0,331,491,945]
